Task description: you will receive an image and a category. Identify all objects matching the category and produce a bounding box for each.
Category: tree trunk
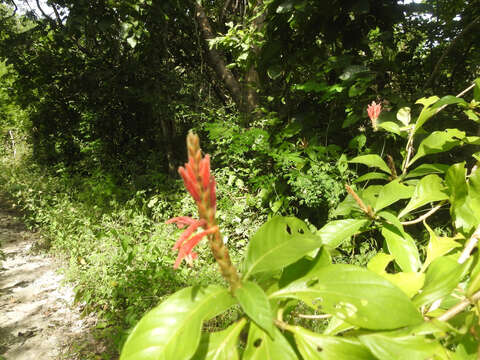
[195,2,247,113]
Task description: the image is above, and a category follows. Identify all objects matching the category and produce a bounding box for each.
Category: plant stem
[401,200,446,226]
[436,289,480,322]
[458,225,480,264]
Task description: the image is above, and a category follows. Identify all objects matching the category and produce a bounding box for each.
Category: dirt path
[0,196,97,359]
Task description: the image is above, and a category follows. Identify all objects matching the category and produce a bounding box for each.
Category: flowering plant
[120,81,480,360]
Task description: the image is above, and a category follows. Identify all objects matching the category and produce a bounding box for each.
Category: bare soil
[0,196,102,359]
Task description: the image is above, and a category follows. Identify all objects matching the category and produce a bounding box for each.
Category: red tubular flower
[166,132,241,291]
[367,101,382,131]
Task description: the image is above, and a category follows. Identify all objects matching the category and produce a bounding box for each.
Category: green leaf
[120,285,235,360]
[431,95,468,110]
[291,326,375,359]
[413,96,439,134]
[422,222,462,272]
[359,332,449,360]
[381,224,421,272]
[398,175,449,218]
[243,323,298,360]
[446,163,480,232]
[413,257,471,308]
[192,319,246,360]
[377,121,401,135]
[279,248,331,288]
[354,172,390,183]
[367,253,425,298]
[349,155,391,174]
[127,36,137,48]
[374,180,414,212]
[464,109,479,122]
[243,216,321,279]
[316,219,370,248]
[235,281,274,337]
[408,129,465,166]
[271,264,423,330]
[404,163,449,179]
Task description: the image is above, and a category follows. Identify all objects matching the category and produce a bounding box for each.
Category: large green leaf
[413,96,439,134]
[349,155,391,174]
[359,332,449,360]
[374,180,414,212]
[446,163,480,232]
[243,323,298,360]
[243,216,321,279]
[271,264,423,330]
[408,129,465,166]
[316,219,370,249]
[469,166,480,215]
[404,163,449,179]
[291,326,375,359]
[381,224,421,272]
[413,257,470,308]
[234,281,274,337]
[279,248,331,288]
[192,319,246,360]
[431,95,468,110]
[398,174,449,218]
[120,285,236,360]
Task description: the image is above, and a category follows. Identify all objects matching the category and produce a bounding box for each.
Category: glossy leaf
[271,264,423,330]
[243,323,298,360]
[316,219,370,248]
[378,121,401,135]
[381,224,421,272]
[279,248,331,288]
[360,332,449,360]
[243,216,321,279]
[120,285,236,360]
[431,95,468,110]
[349,155,391,174]
[374,179,414,212]
[413,96,439,134]
[234,281,274,337]
[292,326,375,360]
[446,163,480,232]
[404,163,449,179]
[398,174,449,218]
[192,319,246,360]
[413,257,470,308]
[354,172,390,183]
[408,129,465,166]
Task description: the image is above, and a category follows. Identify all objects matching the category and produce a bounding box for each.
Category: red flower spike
[367,101,382,131]
[179,167,201,202]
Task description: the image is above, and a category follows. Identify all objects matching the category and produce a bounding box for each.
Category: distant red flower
[367,101,382,131]
[166,134,218,268]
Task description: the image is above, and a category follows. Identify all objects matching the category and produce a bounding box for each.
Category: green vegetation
[1,0,480,358]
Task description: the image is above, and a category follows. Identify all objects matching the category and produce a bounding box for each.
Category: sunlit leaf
[120,285,235,360]
[292,326,375,359]
[192,319,246,360]
[398,175,449,218]
[374,180,414,212]
[408,129,465,166]
[243,323,297,360]
[243,217,322,279]
[381,224,421,272]
[271,264,423,330]
[235,281,274,337]
[421,222,462,272]
[349,155,391,174]
[316,219,370,248]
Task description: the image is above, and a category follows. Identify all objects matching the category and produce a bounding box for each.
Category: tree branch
[458,225,480,264]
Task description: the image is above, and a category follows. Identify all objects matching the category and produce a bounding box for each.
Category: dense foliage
[1,0,480,358]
